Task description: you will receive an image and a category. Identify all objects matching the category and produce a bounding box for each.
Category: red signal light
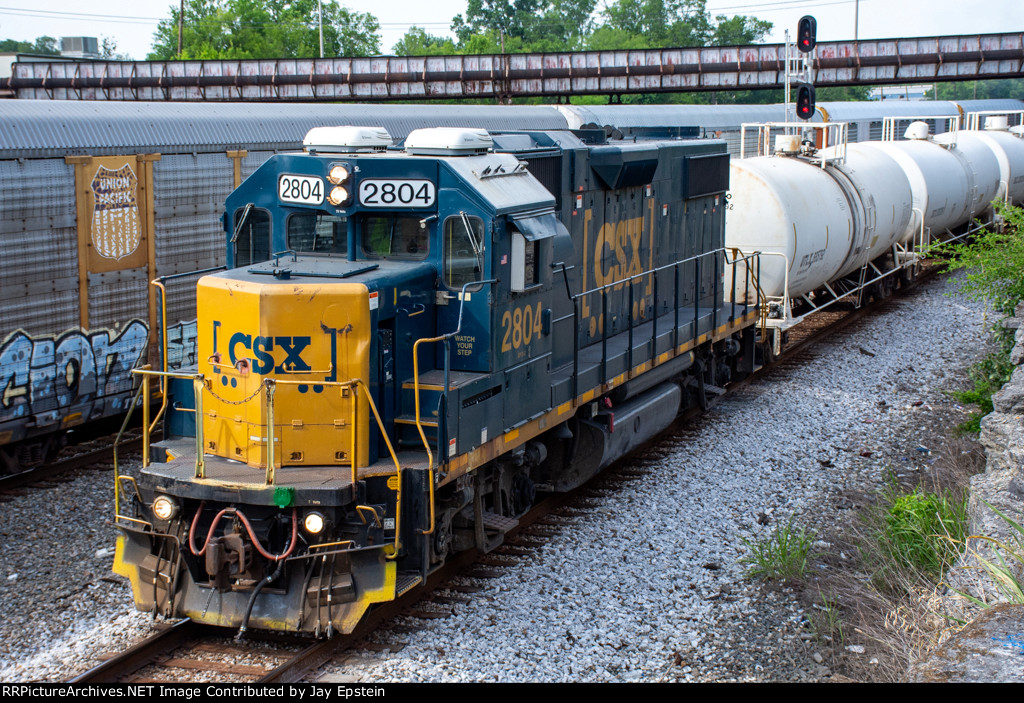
[797,15,816,53]
[796,83,816,120]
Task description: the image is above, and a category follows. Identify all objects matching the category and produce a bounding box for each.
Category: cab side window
[443,215,485,289]
[233,207,270,267]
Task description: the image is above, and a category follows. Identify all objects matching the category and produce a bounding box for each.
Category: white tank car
[934,119,1024,208]
[850,123,999,238]
[725,139,912,299]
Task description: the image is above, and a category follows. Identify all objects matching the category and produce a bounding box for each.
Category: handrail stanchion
[673,262,680,350]
[142,373,150,469]
[627,280,634,371]
[265,380,276,485]
[651,269,658,358]
[601,288,608,384]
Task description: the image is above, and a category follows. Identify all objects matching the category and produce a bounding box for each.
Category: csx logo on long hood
[228,333,312,374]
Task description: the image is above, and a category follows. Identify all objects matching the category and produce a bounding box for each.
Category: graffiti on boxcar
[0,321,148,424]
[162,320,198,371]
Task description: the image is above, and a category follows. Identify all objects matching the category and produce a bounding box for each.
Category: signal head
[796,83,816,120]
[797,15,817,53]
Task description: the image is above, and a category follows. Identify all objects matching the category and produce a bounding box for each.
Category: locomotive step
[394,416,438,428]
[396,573,423,597]
[394,415,439,450]
[400,368,482,391]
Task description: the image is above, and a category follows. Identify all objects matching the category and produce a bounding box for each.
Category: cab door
[437,198,491,374]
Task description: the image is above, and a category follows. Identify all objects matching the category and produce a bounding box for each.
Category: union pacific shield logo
[90,164,140,261]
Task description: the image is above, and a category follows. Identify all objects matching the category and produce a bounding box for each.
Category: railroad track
[0,432,146,496]
[70,492,572,683]
[67,266,940,683]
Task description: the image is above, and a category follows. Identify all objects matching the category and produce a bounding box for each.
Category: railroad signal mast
[785,15,817,127]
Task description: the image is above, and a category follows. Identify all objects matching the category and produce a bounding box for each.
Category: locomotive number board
[358,179,436,208]
[278,174,324,205]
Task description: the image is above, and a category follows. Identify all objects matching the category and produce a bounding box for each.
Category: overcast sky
[1,0,1020,60]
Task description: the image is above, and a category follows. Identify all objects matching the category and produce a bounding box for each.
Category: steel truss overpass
[7,32,1023,102]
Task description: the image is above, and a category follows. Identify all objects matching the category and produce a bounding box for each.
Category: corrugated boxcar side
[0,158,80,336]
[152,152,237,326]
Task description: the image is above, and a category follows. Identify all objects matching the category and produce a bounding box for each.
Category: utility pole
[318,0,325,58]
[178,0,184,58]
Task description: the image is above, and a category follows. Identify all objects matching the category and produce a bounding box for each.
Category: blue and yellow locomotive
[113,124,760,635]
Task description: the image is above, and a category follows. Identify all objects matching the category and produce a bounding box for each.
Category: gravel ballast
[0,273,990,682]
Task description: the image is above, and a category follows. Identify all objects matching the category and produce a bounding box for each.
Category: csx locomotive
[112,124,760,635]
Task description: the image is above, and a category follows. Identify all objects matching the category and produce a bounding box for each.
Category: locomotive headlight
[152,495,178,521]
[327,186,349,206]
[327,164,350,184]
[304,511,327,535]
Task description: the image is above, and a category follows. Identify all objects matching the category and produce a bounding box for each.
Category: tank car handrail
[740,121,849,165]
[881,114,958,142]
[965,110,1024,131]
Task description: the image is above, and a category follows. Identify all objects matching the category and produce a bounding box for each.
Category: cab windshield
[361,214,429,260]
[287,213,348,256]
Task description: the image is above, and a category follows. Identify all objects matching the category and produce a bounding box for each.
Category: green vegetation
[925,78,1024,101]
[950,330,1015,433]
[740,517,816,583]
[960,503,1024,607]
[141,0,785,109]
[876,485,967,580]
[810,590,845,646]
[931,202,1024,432]
[0,36,59,55]
[932,202,1024,316]
[148,0,382,60]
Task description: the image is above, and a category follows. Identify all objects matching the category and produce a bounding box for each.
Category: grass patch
[949,326,1015,434]
[956,502,1024,607]
[810,590,845,646]
[740,517,816,583]
[787,438,983,681]
[876,484,968,581]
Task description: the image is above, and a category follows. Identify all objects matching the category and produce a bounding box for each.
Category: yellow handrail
[149,279,169,435]
[411,335,443,537]
[130,369,404,557]
[352,378,402,559]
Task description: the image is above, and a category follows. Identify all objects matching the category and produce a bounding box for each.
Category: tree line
[145,0,771,61]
